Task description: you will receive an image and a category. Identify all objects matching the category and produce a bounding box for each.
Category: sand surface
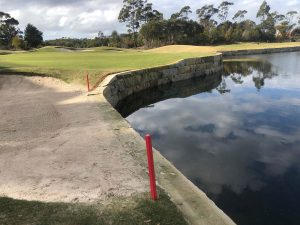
[0,75,147,202]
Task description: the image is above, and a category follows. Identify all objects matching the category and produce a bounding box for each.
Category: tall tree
[286,11,298,32]
[271,11,286,40]
[109,30,121,47]
[0,11,20,48]
[241,20,260,41]
[24,24,43,48]
[286,11,298,25]
[118,0,161,46]
[232,10,248,22]
[140,19,203,47]
[170,6,192,21]
[218,1,234,22]
[256,1,276,41]
[259,14,276,41]
[97,31,105,38]
[256,1,271,21]
[147,10,163,21]
[11,35,23,49]
[270,11,285,25]
[196,4,219,27]
[142,3,163,22]
[284,11,298,38]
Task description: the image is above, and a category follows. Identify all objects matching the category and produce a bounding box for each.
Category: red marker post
[86,73,90,92]
[145,134,158,201]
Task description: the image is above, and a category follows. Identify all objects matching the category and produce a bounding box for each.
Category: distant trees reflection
[117,59,279,116]
[219,59,277,92]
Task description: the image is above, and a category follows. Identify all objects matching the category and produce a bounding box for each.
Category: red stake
[145,134,158,201]
[86,73,90,92]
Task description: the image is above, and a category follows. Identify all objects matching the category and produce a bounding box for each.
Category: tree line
[0,11,43,49]
[47,1,300,49]
[120,0,300,47]
[1,1,300,50]
[43,31,137,49]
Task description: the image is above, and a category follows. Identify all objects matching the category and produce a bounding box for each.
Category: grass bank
[0,191,187,225]
[1,42,300,86]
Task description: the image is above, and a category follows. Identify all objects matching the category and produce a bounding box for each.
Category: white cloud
[287,0,299,6]
[58,16,69,27]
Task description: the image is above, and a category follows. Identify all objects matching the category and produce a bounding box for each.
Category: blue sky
[1,0,299,40]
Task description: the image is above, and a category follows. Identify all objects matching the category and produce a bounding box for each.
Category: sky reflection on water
[120,52,300,225]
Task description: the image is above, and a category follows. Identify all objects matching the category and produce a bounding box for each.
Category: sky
[1,0,299,40]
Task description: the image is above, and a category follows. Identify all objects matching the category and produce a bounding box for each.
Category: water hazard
[116,52,300,225]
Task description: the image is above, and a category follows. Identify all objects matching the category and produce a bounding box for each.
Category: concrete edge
[219,45,300,57]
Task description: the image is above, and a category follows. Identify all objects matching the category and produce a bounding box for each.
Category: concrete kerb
[220,46,300,57]
[97,93,235,225]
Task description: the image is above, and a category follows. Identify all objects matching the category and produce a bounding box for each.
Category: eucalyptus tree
[230,10,250,42]
[285,11,298,33]
[196,4,219,28]
[11,35,23,49]
[285,11,298,38]
[98,31,105,38]
[218,1,234,22]
[232,10,248,22]
[118,0,146,40]
[140,19,203,47]
[270,11,286,24]
[170,6,192,21]
[215,2,234,43]
[144,9,163,22]
[271,11,298,40]
[256,1,276,41]
[286,11,298,25]
[118,0,162,46]
[256,1,271,21]
[0,11,20,48]
[139,20,166,47]
[142,3,163,22]
[169,19,203,44]
[24,24,43,48]
[270,11,286,40]
[196,4,220,44]
[241,20,260,41]
[109,30,121,47]
[260,15,276,41]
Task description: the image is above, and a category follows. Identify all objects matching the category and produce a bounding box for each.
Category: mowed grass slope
[1,42,300,86]
[0,192,188,225]
[0,46,214,85]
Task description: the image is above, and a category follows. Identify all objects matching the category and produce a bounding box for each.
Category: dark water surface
[116,52,300,225]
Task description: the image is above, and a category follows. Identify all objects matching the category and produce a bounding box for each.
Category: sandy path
[0,75,147,202]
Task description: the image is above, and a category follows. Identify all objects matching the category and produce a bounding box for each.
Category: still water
[116,52,300,225]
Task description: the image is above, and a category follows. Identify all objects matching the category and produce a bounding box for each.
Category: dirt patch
[0,75,147,203]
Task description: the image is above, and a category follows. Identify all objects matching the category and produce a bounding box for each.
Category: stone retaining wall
[221,46,300,57]
[102,54,223,107]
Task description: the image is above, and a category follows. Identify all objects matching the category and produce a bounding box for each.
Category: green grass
[214,42,300,51]
[0,191,187,225]
[0,42,300,86]
[0,47,213,85]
